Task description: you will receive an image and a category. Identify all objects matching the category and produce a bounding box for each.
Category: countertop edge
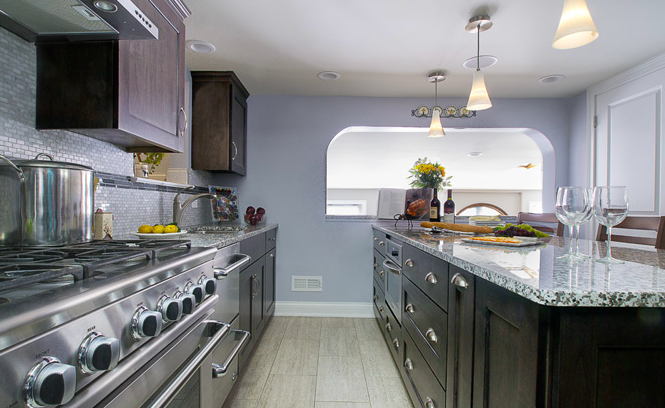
[373,224,665,308]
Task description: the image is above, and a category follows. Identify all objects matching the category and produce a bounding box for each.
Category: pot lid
[0,154,93,171]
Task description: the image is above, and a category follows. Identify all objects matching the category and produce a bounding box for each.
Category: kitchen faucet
[173,186,216,226]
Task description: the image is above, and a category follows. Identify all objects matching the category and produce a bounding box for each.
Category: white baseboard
[274,301,374,318]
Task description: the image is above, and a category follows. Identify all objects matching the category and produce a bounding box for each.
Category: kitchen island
[372,223,665,408]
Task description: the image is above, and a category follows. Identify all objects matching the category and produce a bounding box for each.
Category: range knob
[131,306,163,340]
[157,295,183,323]
[78,332,120,373]
[174,290,197,315]
[185,282,205,304]
[24,357,76,408]
[199,275,217,295]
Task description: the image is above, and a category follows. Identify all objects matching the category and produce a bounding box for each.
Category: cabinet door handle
[425,397,436,408]
[405,259,414,267]
[373,263,378,269]
[374,237,378,242]
[379,270,385,277]
[231,141,238,161]
[379,306,384,313]
[179,107,188,138]
[405,304,415,314]
[379,240,385,246]
[404,358,413,371]
[425,272,438,285]
[385,322,392,331]
[269,237,276,241]
[425,328,438,343]
[373,295,378,301]
[451,273,469,290]
[269,253,274,258]
[393,338,399,349]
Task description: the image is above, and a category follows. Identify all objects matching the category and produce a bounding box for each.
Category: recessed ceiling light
[467,152,483,157]
[538,74,566,84]
[93,1,118,12]
[317,71,341,81]
[463,55,498,69]
[186,40,216,54]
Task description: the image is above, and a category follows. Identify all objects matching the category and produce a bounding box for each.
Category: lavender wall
[568,92,589,187]
[213,95,573,304]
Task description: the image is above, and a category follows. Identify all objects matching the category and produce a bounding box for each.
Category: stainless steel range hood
[0,0,158,42]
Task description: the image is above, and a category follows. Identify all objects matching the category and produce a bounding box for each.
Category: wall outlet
[292,276,323,292]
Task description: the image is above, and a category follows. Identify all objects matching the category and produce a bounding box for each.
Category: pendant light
[465,15,492,111]
[427,71,445,138]
[552,0,599,49]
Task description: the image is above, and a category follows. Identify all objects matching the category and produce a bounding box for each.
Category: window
[457,203,508,216]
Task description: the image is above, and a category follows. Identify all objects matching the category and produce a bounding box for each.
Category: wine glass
[592,186,629,264]
[554,187,590,261]
[573,191,594,259]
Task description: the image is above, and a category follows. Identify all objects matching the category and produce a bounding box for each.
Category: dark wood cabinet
[446,266,475,408]
[35,0,188,153]
[264,248,276,318]
[191,71,249,175]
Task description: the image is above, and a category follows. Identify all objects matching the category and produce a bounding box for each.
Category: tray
[461,237,544,247]
[130,231,188,239]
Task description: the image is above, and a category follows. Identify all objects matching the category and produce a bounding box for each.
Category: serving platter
[130,231,188,239]
[461,236,544,247]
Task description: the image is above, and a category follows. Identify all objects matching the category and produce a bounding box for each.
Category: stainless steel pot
[0,153,94,246]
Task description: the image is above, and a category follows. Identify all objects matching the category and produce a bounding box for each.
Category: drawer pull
[270,237,276,241]
[379,270,385,277]
[405,259,414,267]
[379,240,385,246]
[269,253,274,258]
[405,304,415,314]
[451,273,469,290]
[404,358,413,371]
[425,397,436,408]
[385,323,392,331]
[373,295,378,301]
[374,237,378,242]
[425,272,438,284]
[393,338,399,349]
[373,263,378,269]
[426,328,438,343]
[379,306,384,313]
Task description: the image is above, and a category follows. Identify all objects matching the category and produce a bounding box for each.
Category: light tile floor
[223,317,415,408]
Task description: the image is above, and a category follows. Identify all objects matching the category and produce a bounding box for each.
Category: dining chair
[516,212,565,236]
[596,216,665,249]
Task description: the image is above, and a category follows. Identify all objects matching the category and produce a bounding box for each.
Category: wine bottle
[443,189,455,223]
[429,188,440,222]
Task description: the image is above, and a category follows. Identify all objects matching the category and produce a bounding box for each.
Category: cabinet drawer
[239,233,265,269]
[403,330,446,408]
[403,277,447,386]
[373,279,386,322]
[373,230,387,253]
[403,244,449,311]
[265,229,277,252]
[373,249,386,288]
[384,306,402,365]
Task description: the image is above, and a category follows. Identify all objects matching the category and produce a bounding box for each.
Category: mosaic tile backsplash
[0,27,215,237]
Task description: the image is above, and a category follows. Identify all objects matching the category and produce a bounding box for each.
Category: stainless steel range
[0,239,250,408]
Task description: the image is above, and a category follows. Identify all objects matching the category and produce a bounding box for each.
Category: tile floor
[222,317,415,408]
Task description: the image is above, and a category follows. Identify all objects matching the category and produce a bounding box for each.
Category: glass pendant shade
[552,0,599,49]
[428,108,445,138]
[467,70,492,111]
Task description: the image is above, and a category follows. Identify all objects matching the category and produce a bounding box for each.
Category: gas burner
[0,263,85,292]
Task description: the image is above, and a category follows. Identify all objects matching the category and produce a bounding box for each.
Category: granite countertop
[373,224,665,307]
[117,223,278,249]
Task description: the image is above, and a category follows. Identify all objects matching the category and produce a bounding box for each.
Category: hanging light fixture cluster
[465,15,493,111]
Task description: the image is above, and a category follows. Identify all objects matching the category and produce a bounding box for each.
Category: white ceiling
[184,0,665,98]
[326,128,543,190]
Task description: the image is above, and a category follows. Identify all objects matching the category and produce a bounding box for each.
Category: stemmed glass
[554,187,590,261]
[592,186,629,264]
[573,194,593,259]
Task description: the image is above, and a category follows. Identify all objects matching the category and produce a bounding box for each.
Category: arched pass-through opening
[326,126,555,218]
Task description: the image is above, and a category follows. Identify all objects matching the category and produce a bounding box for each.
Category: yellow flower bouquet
[408,157,452,189]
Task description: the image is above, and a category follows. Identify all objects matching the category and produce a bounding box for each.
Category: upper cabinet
[191,71,249,175]
[35,0,189,153]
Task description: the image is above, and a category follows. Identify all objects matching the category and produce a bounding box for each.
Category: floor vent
[291,276,323,292]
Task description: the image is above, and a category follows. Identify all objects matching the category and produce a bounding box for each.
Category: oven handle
[383,259,401,275]
[145,320,231,408]
[212,329,251,378]
[213,254,252,278]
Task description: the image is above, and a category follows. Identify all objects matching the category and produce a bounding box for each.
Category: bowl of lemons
[133,223,186,239]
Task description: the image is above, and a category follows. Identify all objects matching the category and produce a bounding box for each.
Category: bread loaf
[421,221,493,234]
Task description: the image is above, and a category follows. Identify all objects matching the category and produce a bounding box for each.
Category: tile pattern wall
[0,27,216,237]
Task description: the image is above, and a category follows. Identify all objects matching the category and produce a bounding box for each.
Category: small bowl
[243,213,266,225]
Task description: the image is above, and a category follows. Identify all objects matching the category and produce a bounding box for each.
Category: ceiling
[184,0,665,98]
[326,128,543,190]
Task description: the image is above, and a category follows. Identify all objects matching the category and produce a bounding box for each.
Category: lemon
[138,225,153,233]
[164,225,178,234]
[153,225,165,234]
